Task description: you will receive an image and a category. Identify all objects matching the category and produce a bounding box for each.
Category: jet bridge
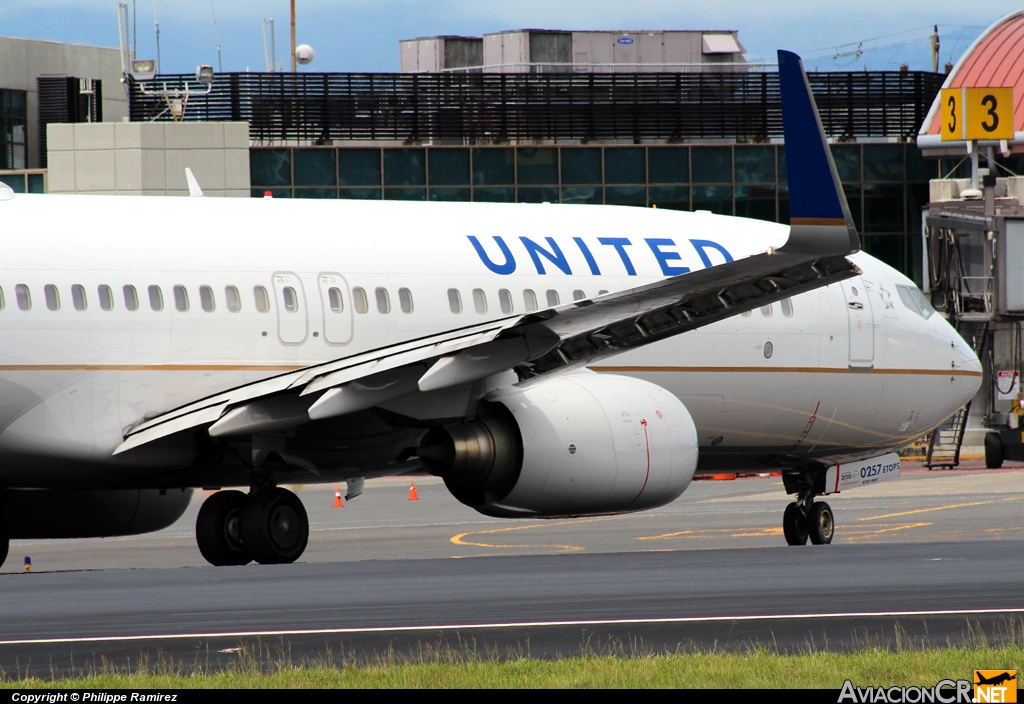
[924,174,1024,468]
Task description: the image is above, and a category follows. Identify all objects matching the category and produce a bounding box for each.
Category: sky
[0,1,1017,74]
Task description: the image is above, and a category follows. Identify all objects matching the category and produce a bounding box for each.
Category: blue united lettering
[467,236,732,277]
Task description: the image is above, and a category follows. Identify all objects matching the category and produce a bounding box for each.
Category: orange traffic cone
[333,487,344,508]
[408,483,419,501]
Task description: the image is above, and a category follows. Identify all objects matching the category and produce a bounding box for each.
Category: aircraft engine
[419,374,697,517]
[1,488,193,539]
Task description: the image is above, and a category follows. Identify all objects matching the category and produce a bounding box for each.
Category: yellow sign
[940,88,1015,141]
[940,88,964,141]
[966,88,1015,140]
[974,670,1018,703]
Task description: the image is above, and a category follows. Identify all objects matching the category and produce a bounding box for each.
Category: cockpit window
[896,284,934,320]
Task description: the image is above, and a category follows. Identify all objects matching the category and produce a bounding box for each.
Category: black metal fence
[128,70,943,144]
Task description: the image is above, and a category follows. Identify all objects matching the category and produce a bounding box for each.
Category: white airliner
[0,51,980,568]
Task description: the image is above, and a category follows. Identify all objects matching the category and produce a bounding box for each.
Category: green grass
[4,623,1024,688]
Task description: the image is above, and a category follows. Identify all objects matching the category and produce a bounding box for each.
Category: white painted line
[1,607,1022,647]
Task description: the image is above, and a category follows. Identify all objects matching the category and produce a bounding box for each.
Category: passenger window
[44,284,59,311]
[199,285,215,312]
[399,287,413,313]
[760,304,772,317]
[781,298,794,317]
[15,284,30,311]
[0,286,5,310]
[498,289,513,314]
[573,290,586,301]
[598,290,609,296]
[328,287,344,312]
[225,286,241,313]
[123,285,139,311]
[523,289,538,312]
[473,288,487,314]
[149,285,164,311]
[741,310,751,317]
[448,288,462,314]
[72,284,87,311]
[376,287,391,314]
[98,285,113,311]
[546,290,560,307]
[282,286,299,313]
[173,285,189,312]
[353,287,369,314]
[254,286,270,313]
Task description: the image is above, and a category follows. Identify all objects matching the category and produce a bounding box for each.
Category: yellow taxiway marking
[450,516,621,554]
[984,526,1024,534]
[636,527,784,541]
[636,522,933,543]
[857,496,1023,522]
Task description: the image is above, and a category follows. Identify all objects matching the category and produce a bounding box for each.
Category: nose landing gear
[195,486,309,566]
[781,468,835,546]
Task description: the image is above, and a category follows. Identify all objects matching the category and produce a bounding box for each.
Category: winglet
[777,50,859,256]
[185,168,204,197]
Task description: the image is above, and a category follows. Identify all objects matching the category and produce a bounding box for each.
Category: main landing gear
[196,487,309,566]
[781,468,835,546]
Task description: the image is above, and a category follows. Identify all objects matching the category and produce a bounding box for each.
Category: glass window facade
[252,142,938,281]
[0,90,27,170]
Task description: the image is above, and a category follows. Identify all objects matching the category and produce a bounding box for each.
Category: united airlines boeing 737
[0,52,980,568]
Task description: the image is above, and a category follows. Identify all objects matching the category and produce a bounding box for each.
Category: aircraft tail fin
[777,50,860,256]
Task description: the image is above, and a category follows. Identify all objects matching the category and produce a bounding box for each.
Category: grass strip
[3,647,1024,688]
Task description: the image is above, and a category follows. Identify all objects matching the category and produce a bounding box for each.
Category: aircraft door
[843,280,875,369]
[272,272,308,345]
[318,272,353,345]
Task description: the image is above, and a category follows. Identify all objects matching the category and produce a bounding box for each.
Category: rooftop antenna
[211,1,222,73]
[152,0,161,74]
[131,0,137,62]
[290,0,296,73]
[262,18,276,72]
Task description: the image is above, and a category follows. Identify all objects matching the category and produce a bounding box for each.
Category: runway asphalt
[1,460,1022,677]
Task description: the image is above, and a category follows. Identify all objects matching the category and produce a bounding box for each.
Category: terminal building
[0,25,982,286]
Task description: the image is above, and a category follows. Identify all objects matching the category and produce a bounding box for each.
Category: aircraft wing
[115,50,859,455]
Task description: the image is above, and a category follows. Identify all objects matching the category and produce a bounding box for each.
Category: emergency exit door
[272,272,308,345]
[318,272,353,345]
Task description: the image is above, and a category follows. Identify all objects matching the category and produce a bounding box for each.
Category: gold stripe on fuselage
[588,365,983,377]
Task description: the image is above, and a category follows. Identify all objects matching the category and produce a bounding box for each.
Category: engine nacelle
[420,374,697,517]
[0,488,193,539]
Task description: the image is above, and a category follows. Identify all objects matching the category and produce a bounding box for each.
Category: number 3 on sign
[940,88,962,141]
[965,87,1014,140]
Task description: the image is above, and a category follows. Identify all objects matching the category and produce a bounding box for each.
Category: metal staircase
[925,400,972,469]
[924,320,988,469]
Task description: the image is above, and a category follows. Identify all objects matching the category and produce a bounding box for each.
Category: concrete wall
[0,36,127,169]
[46,121,250,197]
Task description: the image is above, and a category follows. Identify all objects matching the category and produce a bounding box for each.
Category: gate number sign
[941,87,1015,141]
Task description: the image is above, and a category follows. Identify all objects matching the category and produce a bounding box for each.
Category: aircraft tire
[807,501,834,545]
[240,488,309,565]
[0,519,8,569]
[984,433,1003,469]
[782,502,808,546]
[196,490,252,566]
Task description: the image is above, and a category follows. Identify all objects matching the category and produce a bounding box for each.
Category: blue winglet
[778,50,860,255]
